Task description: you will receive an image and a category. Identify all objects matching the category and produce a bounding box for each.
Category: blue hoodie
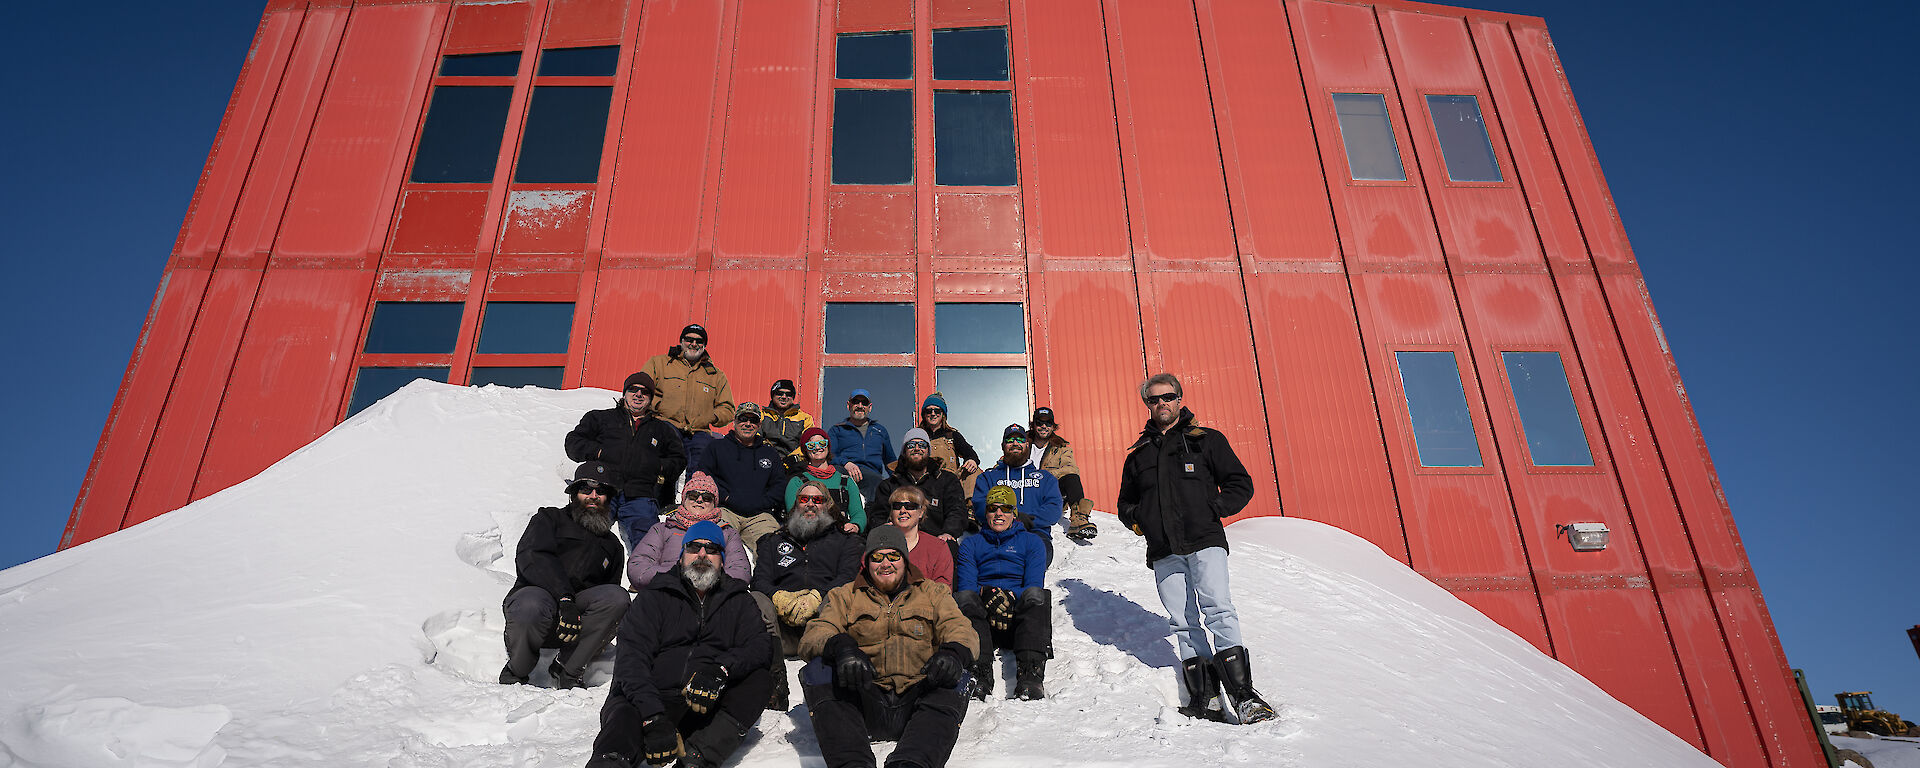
[970,460,1063,536]
[956,523,1047,593]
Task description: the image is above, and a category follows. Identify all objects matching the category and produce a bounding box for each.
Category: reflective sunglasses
[804,439,830,451]
[685,491,718,503]
[889,501,921,510]
[1004,436,1028,445]
[1144,392,1181,404]
[903,439,930,451]
[797,494,830,506]
[867,551,904,564]
[684,540,724,555]
[986,504,1016,514]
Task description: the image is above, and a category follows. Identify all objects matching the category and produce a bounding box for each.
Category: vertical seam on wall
[1097,0,1151,379]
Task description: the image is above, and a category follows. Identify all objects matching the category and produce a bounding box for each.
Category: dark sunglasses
[849,397,871,406]
[685,491,718,503]
[1004,436,1028,445]
[1144,392,1181,404]
[684,541,724,555]
[736,413,761,424]
[681,336,706,345]
[796,495,829,505]
[867,551,903,564]
[576,483,610,495]
[922,407,944,415]
[625,385,650,394]
[890,501,921,510]
[903,440,930,451]
[772,389,795,397]
[986,504,1016,513]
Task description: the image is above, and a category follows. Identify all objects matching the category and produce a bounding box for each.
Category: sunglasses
[681,337,706,345]
[625,385,650,394]
[889,501,921,510]
[1004,436,1028,445]
[736,414,761,424]
[1144,392,1181,404]
[576,484,610,495]
[922,407,944,415]
[867,551,903,564]
[797,495,829,505]
[849,397,871,406]
[772,390,795,397]
[805,440,829,450]
[903,440,930,451]
[685,491,717,503]
[986,504,1016,514]
[684,540,724,555]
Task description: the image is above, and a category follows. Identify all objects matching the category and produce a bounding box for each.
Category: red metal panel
[930,0,1007,28]
[389,190,491,254]
[837,0,912,32]
[703,270,805,404]
[714,0,820,261]
[1015,0,1126,261]
[444,1,530,53]
[827,191,917,254]
[498,190,594,254]
[602,0,726,259]
[1146,272,1280,521]
[543,0,626,47]
[934,193,1022,255]
[488,270,579,297]
[1033,269,1144,511]
[1103,0,1233,262]
[372,269,472,300]
[580,269,697,387]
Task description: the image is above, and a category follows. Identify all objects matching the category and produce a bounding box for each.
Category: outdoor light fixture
[1556,522,1610,552]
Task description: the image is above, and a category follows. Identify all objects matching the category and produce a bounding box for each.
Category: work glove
[825,633,874,691]
[683,666,727,714]
[556,597,584,645]
[770,590,798,617]
[984,587,1015,632]
[920,643,968,689]
[640,715,683,766]
[776,590,821,626]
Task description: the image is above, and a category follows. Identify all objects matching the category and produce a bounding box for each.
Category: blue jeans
[615,496,660,550]
[1152,547,1242,660]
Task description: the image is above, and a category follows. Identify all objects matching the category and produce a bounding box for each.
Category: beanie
[865,524,908,559]
[685,471,719,498]
[684,520,726,560]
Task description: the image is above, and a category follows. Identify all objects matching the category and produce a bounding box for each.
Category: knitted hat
[771,379,796,396]
[684,520,726,560]
[921,392,947,412]
[623,372,655,395]
[865,524,908,559]
[800,427,830,447]
[985,485,1018,509]
[684,471,719,498]
[902,428,932,447]
[679,324,708,343]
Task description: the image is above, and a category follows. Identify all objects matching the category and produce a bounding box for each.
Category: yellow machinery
[1835,691,1920,736]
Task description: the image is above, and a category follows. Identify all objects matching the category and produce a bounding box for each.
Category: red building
[64,0,1819,764]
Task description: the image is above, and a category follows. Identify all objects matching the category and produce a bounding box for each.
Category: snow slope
[0,382,1727,767]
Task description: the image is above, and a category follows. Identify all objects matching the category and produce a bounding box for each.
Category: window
[825,302,915,354]
[833,89,914,185]
[410,86,514,183]
[934,303,1024,353]
[363,302,463,354]
[934,367,1028,453]
[836,31,911,79]
[932,27,1009,80]
[349,367,451,415]
[934,91,1017,186]
[476,302,573,354]
[1427,95,1501,183]
[823,366,916,450]
[1333,93,1405,182]
[1395,351,1481,467]
[514,86,613,183]
[1501,352,1594,466]
[536,46,619,76]
[439,51,520,77]
[470,366,565,389]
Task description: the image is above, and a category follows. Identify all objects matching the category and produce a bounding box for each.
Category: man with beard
[1118,373,1276,724]
[875,428,969,545]
[798,526,977,768]
[827,388,895,507]
[694,402,787,553]
[970,424,1064,560]
[1028,407,1097,542]
[641,323,735,477]
[564,372,687,546]
[585,522,773,768]
[501,461,630,689]
[750,481,864,658]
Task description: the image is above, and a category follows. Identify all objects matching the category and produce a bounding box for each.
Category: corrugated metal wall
[63,0,1821,764]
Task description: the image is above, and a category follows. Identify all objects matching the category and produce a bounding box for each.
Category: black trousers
[800,660,970,768]
[591,666,773,765]
[956,587,1052,657]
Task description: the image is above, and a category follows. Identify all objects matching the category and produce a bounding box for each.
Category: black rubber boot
[681,711,747,768]
[499,664,528,685]
[1212,646,1277,724]
[1177,657,1225,722]
[549,658,585,690]
[768,664,790,711]
[1012,652,1046,700]
[966,660,994,701]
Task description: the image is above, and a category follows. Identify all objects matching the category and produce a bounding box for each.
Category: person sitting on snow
[585,521,773,768]
[971,424,1064,560]
[1027,407,1097,541]
[501,461,629,689]
[627,472,750,588]
[955,485,1051,700]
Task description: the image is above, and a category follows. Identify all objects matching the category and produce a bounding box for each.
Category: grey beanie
[865,525,908,559]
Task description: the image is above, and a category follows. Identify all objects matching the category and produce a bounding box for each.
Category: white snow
[0,381,1730,767]
[1832,735,1920,768]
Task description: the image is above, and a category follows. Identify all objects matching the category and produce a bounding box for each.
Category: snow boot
[966,660,995,701]
[549,658,586,690]
[768,664,790,711]
[1177,657,1226,722]
[499,664,529,685]
[1065,499,1098,541]
[1012,652,1046,700]
[1212,646,1277,724]
[680,711,747,768]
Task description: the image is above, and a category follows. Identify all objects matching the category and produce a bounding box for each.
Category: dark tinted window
[1333,93,1406,182]
[514,86,613,183]
[477,302,573,354]
[932,27,1009,80]
[826,303,915,354]
[1395,351,1481,467]
[349,367,451,415]
[471,366,566,389]
[1427,95,1502,183]
[439,52,521,77]
[411,86,514,183]
[537,46,619,77]
[832,89,914,184]
[836,31,912,79]
[934,367,1027,453]
[1501,352,1594,466]
[823,366,915,449]
[363,302,464,354]
[935,303,1024,353]
[934,91,1017,186]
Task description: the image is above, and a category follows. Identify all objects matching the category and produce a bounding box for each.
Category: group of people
[498,325,1277,768]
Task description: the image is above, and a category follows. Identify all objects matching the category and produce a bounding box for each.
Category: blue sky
[2,0,1912,723]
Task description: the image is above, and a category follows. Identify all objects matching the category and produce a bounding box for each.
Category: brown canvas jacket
[799,567,978,693]
[641,351,735,433]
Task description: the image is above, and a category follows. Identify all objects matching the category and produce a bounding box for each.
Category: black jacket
[564,400,687,500]
[696,434,787,517]
[1116,408,1255,565]
[876,463,971,537]
[608,567,772,722]
[511,504,625,599]
[750,529,863,596]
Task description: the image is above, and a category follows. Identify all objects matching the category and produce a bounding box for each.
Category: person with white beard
[586,522,774,768]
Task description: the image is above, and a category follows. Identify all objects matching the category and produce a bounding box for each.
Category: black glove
[683,666,727,714]
[556,597,583,645]
[825,633,874,691]
[640,715,682,766]
[984,587,1015,631]
[921,643,967,688]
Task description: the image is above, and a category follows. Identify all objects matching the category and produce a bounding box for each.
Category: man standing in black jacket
[502,461,630,690]
[565,372,687,547]
[586,521,773,768]
[1117,373,1277,725]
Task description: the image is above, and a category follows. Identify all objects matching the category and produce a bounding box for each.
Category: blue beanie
[685,521,726,560]
[922,393,947,412]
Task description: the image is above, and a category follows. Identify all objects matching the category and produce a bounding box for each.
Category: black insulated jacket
[564,399,687,500]
[1116,408,1255,565]
[608,568,772,722]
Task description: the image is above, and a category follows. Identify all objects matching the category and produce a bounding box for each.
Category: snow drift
[0,381,1722,767]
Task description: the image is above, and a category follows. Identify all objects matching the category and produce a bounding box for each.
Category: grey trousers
[503,583,629,677]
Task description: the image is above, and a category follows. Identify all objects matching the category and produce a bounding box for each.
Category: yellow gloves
[773,590,822,626]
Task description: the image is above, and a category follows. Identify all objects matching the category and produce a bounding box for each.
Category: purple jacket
[626,515,750,587]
